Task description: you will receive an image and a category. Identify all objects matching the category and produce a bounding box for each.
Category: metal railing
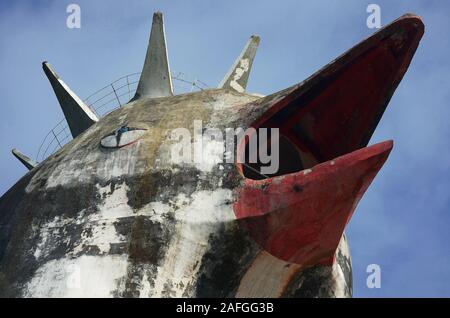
[36,72,209,161]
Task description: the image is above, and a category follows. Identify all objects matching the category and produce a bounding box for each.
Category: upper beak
[239,14,424,167]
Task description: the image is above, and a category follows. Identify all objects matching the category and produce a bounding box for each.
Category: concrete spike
[219,35,260,93]
[42,62,99,138]
[12,148,38,171]
[133,12,173,100]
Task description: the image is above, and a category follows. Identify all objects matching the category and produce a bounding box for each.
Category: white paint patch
[72,220,123,255]
[139,271,152,298]
[32,183,135,260]
[175,189,235,224]
[32,216,73,260]
[94,183,134,221]
[330,260,348,298]
[33,233,48,259]
[25,255,128,298]
[32,182,175,261]
[29,179,236,298]
[166,128,225,173]
[27,181,155,297]
[236,251,301,297]
[150,189,234,297]
[230,58,249,93]
[328,235,352,298]
[195,137,224,173]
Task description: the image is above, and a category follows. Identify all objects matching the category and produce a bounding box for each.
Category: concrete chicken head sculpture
[0,12,424,297]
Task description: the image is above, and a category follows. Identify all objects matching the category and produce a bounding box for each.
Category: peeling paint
[24,255,128,298]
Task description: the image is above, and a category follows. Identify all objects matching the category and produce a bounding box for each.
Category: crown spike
[12,148,38,171]
[219,35,260,92]
[133,12,173,100]
[42,62,98,138]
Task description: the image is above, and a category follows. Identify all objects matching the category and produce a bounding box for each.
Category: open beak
[233,14,424,267]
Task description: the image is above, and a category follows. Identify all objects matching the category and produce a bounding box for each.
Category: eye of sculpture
[100,126,147,149]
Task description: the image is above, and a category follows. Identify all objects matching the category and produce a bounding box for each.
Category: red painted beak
[234,140,392,266]
[233,14,424,267]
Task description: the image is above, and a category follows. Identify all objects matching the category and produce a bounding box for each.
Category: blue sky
[0,0,449,297]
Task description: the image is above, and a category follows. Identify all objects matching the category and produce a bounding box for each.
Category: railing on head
[36,72,209,162]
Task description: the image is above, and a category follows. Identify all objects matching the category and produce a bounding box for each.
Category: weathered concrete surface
[133,12,173,100]
[43,62,99,138]
[0,14,424,298]
[0,88,351,297]
[219,35,260,93]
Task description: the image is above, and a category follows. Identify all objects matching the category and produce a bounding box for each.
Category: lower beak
[234,140,393,267]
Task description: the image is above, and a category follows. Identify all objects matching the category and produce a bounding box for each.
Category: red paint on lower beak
[234,140,393,266]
